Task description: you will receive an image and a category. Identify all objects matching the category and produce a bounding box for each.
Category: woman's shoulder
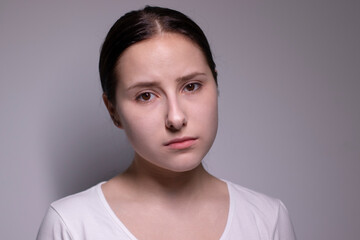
[225,180,291,222]
[223,180,296,239]
[50,182,105,216]
[37,182,112,240]
[226,181,281,208]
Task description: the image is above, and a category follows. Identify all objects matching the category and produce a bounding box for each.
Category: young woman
[37,6,296,240]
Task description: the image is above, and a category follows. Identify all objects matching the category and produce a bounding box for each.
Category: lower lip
[167,139,197,150]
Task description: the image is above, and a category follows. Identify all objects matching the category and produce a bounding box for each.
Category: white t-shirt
[37,181,296,240]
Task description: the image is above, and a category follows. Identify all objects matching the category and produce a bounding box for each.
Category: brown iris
[140,92,151,101]
[185,83,195,91]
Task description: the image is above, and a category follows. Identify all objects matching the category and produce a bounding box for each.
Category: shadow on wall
[44,99,133,200]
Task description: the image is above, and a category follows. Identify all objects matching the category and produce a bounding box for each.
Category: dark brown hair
[99,6,217,103]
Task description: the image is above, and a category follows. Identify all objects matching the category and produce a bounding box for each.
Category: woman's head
[99,6,217,104]
[99,6,218,172]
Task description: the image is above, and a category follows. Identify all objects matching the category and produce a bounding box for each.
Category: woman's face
[110,33,218,172]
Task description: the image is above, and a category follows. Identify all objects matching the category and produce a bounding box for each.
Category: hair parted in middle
[99,6,218,104]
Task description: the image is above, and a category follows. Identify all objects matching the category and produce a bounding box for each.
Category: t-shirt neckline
[96,180,234,240]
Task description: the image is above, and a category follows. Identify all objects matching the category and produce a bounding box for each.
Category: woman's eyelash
[183,82,202,92]
[135,82,202,102]
[135,92,155,102]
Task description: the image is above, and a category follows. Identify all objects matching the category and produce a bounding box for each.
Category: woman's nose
[165,97,187,131]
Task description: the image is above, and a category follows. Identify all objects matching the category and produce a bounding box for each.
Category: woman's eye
[184,83,200,92]
[136,92,155,102]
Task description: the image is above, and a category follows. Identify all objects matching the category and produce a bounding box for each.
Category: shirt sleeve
[273,201,296,240]
[37,206,73,240]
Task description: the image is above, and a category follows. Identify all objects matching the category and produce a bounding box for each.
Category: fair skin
[102,33,229,240]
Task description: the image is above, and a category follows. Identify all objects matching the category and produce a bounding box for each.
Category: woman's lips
[164,137,198,150]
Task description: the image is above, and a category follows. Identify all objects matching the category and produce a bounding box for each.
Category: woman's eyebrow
[176,72,207,83]
[126,81,161,91]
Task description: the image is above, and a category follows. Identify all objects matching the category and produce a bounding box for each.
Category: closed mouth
[164,137,198,149]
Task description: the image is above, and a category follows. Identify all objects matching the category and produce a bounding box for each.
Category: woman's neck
[120,155,215,201]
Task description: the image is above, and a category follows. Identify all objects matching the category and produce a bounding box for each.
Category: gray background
[1,0,359,239]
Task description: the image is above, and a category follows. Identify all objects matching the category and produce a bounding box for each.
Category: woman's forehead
[114,33,210,86]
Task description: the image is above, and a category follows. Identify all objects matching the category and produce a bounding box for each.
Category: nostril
[165,99,187,131]
[165,117,187,131]
[167,125,179,132]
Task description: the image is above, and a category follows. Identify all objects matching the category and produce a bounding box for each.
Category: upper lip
[164,137,198,146]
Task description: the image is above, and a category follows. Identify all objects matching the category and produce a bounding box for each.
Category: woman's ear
[102,93,123,128]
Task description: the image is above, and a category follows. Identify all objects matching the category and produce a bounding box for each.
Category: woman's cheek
[120,107,161,143]
[193,92,218,123]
